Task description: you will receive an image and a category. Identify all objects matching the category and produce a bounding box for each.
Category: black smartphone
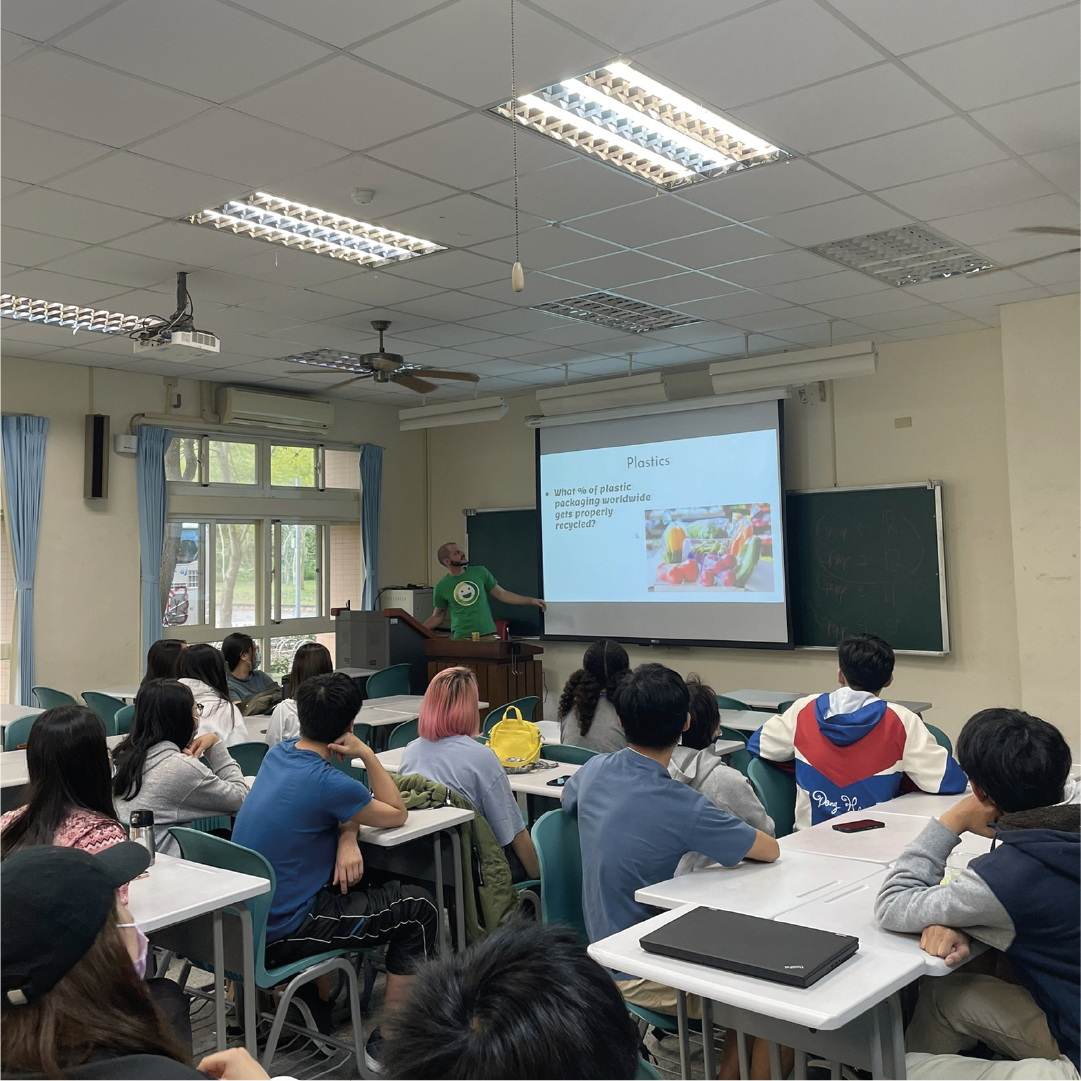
[832,818,885,833]
[547,775,572,787]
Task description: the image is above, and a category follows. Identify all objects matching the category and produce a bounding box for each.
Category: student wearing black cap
[1,844,269,1080]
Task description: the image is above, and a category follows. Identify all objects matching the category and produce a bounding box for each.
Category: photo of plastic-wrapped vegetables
[644,504,774,592]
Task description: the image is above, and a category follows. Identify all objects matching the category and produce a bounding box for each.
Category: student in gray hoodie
[112,679,249,857]
[669,677,774,874]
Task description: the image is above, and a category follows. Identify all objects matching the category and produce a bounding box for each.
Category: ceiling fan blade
[394,374,440,394]
[324,373,373,390]
[409,369,481,382]
[1013,225,1081,236]
[970,249,1080,274]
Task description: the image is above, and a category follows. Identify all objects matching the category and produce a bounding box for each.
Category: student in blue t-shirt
[232,672,438,1072]
[563,662,780,1080]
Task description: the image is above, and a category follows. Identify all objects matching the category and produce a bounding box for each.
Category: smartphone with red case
[832,819,885,833]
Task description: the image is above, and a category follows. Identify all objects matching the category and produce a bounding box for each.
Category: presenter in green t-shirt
[423,541,546,640]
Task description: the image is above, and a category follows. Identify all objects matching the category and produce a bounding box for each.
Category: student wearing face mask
[222,633,277,706]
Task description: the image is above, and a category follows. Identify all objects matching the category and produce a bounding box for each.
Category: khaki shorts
[617,977,703,1020]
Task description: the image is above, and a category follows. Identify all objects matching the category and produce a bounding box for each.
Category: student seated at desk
[558,639,631,755]
[875,708,1079,1080]
[265,642,333,747]
[748,633,965,829]
[563,663,779,1080]
[399,667,540,882]
[231,672,438,1072]
[113,680,249,857]
[222,632,277,707]
[383,920,641,1079]
[669,676,774,873]
[141,639,185,684]
[177,644,250,747]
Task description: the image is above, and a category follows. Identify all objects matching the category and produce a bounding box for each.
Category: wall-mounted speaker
[84,414,110,499]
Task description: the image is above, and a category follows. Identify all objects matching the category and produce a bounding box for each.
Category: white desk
[590,903,917,1078]
[357,705,418,728]
[636,851,882,918]
[1,733,124,789]
[718,709,767,733]
[363,693,490,712]
[724,689,933,715]
[0,703,42,725]
[507,760,582,800]
[85,685,140,701]
[877,790,968,819]
[336,667,377,678]
[535,720,560,742]
[129,852,270,1056]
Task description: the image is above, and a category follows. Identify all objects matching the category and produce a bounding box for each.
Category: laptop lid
[639,907,859,989]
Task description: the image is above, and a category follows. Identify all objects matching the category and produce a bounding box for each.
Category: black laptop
[639,908,859,989]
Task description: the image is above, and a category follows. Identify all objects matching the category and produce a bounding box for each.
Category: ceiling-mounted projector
[132,271,219,362]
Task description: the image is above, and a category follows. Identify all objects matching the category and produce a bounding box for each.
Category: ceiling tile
[107,221,267,267]
[724,306,829,332]
[808,289,927,319]
[382,250,507,289]
[886,318,990,340]
[931,193,1080,246]
[105,286,230,317]
[877,160,1056,220]
[131,108,346,187]
[859,305,964,330]
[46,152,242,217]
[395,321,503,347]
[58,0,331,103]
[764,270,889,304]
[645,225,789,270]
[706,249,840,288]
[672,290,789,320]
[570,196,726,248]
[0,319,90,344]
[4,267,127,304]
[640,321,744,346]
[476,157,652,222]
[233,56,463,152]
[229,0,447,47]
[35,247,177,288]
[1,179,27,198]
[903,7,1081,111]
[733,64,951,155]
[370,112,574,191]
[618,272,742,306]
[811,118,1008,192]
[379,193,544,246]
[197,306,302,335]
[461,308,566,335]
[679,159,859,221]
[0,227,87,267]
[468,225,620,271]
[942,286,1051,320]
[770,320,872,345]
[241,290,365,321]
[352,0,609,108]
[555,250,684,289]
[208,246,359,289]
[387,291,512,323]
[0,119,111,184]
[464,271,581,307]
[971,85,1081,156]
[637,0,881,110]
[753,195,911,246]
[1009,249,1081,285]
[2,0,120,41]
[168,269,292,307]
[463,334,564,358]
[259,321,383,350]
[521,322,624,347]
[3,187,160,243]
[826,0,1066,55]
[312,270,444,306]
[0,340,60,358]
[1025,145,1080,197]
[906,268,1037,300]
[2,49,209,147]
[2,32,36,65]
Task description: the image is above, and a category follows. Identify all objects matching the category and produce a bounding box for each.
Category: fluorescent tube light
[1,294,148,334]
[710,342,878,395]
[532,292,699,333]
[188,192,446,267]
[399,396,508,431]
[535,372,668,416]
[492,62,788,190]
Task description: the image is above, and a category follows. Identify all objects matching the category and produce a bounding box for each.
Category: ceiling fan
[283,320,481,394]
[971,225,1080,275]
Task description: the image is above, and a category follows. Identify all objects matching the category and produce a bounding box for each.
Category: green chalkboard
[465,509,543,637]
[785,484,949,654]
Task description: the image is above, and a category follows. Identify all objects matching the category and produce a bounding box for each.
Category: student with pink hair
[399,667,540,881]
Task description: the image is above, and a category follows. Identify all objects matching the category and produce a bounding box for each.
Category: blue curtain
[359,445,383,609]
[136,425,172,656]
[1,416,49,706]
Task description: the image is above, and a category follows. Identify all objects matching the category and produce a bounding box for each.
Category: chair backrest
[114,704,135,735]
[540,743,596,766]
[482,696,540,735]
[228,741,269,776]
[635,1057,664,1080]
[387,717,419,749]
[924,722,953,755]
[365,663,411,700]
[3,714,37,752]
[353,721,373,745]
[31,687,76,710]
[81,692,125,736]
[718,725,748,745]
[746,758,796,838]
[715,694,751,712]
[531,808,587,944]
[724,745,755,777]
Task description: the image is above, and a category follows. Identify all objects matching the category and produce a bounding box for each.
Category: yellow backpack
[487,706,542,772]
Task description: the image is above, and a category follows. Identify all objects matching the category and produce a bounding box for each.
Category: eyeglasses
[194,702,204,715]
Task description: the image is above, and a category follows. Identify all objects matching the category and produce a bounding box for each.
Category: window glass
[325,449,360,490]
[208,441,257,485]
[269,634,320,683]
[164,436,200,483]
[162,521,207,628]
[215,522,258,627]
[271,445,317,488]
[279,524,321,620]
[328,523,363,610]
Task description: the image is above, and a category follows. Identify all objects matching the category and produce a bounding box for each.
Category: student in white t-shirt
[176,644,250,747]
[266,643,333,747]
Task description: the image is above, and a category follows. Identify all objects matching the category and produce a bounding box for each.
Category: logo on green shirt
[453,580,481,606]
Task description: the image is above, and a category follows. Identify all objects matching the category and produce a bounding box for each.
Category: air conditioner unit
[710,341,878,396]
[535,372,669,416]
[216,387,334,431]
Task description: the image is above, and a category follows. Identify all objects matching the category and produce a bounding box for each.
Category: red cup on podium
[494,620,509,641]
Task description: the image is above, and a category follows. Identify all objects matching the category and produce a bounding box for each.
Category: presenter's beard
[450,559,469,567]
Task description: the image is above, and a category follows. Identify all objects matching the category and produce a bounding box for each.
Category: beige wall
[999,294,1081,731]
[427,324,1039,739]
[0,356,427,695]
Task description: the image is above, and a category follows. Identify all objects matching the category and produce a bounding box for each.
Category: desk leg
[432,833,447,954]
[736,1030,750,1080]
[213,909,226,1053]
[884,994,907,1080]
[676,991,691,1081]
[449,828,465,951]
[793,1050,808,1079]
[869,997,907,1081]
[702,998,717,1080]
[238,906,257,1059]
[768,1042,783,1079]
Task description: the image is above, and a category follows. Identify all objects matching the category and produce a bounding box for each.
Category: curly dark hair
[557,640,630,737]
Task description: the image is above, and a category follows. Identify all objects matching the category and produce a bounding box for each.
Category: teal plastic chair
[354,721,373,745]
[776,699,798,713]
[114,704,135,735]
[168,828,368,1069]
[540,743,596,766]
[747,758,797,838]
[723,745,755,777]
[3,714,37,751]
[925,723,953,754]
[190,815,232,833]
[229,741,269,776]
[388,717,419,750]
[715,694,751,712]
[719,725,748,745]
[365,663,411,700]
[636,1057,663,1079]
[482,696,540,735]
[82,692,125,736]
[31,687,76,710]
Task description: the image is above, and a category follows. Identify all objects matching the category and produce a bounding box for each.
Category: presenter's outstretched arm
[423,606,447,630]
[490,585,547,613]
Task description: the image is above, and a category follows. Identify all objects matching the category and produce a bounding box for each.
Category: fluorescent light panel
[399,396,508,431]
[492,62,788,190]
[187,192,446,267]
[810,226,995,287]
[1,294,147,334]
[283,349,375,374]
[532,291,699,333]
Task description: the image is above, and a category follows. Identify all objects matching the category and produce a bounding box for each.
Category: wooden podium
[383,609,543,717]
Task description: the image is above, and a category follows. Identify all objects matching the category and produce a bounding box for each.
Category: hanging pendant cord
[511,0,520,266]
